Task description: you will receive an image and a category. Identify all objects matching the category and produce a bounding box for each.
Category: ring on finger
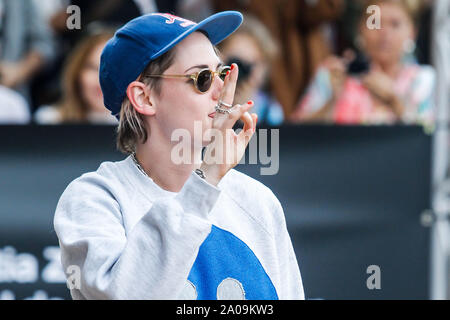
[218,99,233,108]
[215,104,234,114]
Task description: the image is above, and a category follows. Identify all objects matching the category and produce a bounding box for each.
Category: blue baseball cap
[100,11,243,119]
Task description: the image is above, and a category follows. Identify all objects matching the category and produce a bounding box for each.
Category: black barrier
[0,125,431,300]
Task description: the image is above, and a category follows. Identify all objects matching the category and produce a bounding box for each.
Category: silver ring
[215,104,231,114]
[218,100,233,108]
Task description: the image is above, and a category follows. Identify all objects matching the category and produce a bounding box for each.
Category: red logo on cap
[152,13,196,27]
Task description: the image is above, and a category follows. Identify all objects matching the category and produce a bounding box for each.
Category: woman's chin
[371,53,400,65]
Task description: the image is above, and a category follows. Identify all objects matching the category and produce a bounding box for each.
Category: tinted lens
[219,66,231,81]
[196,69,213,92]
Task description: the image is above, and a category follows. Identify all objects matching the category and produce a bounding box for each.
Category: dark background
[0,125,431,299]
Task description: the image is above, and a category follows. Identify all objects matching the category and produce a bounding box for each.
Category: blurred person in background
[34,30,117,124]
[31,0,156,113]
[290,0,435,125]
[0,0,54,117]
[49,0,154,41]
[335,0,433,64]
[213,0,345,118]
[29,0,70,114]
[218,14,283,126]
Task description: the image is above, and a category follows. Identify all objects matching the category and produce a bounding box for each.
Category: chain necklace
[131,152,150,179]
[132,152,206,182]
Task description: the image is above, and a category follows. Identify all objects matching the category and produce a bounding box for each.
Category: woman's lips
[208,112,216,118]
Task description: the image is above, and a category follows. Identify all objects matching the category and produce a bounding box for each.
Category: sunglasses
[144,65,231,94]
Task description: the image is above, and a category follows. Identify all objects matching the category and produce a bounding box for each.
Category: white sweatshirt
[54,155,305,300]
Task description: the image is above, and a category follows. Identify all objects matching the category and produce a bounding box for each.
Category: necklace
[132,152,206,183]
[131,152,150,179]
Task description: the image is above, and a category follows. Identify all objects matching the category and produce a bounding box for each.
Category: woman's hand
[323,55,347,98]
[289,55,347,123]
[362,65,404,117]
[0,62,26,88]
[0,52,44,89]
[362,70,396,103]
[200,63,258,186]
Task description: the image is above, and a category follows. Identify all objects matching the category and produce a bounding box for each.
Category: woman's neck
[135,130,202,193]
[375,61,402,79]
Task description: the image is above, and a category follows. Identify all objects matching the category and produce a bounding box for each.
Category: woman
[290,0,435,125]
[34,31,117,124]
[213,0,346,118]
[54,12,304,300]
[218,14,284,126]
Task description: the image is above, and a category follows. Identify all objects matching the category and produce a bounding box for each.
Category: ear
[126,81,156,116]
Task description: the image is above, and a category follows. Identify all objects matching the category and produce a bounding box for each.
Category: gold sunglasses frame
[144,65,231,94]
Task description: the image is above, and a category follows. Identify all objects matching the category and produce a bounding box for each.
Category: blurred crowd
[0,0,438,126]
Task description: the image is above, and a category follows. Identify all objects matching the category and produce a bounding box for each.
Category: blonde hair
[58,31,115,122]
[116,48,177,154]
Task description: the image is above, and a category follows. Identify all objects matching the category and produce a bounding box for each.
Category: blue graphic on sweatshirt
[180,225,278,300]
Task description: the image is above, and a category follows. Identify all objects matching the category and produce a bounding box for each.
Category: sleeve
[0,86,30,124]
[54,171,220,300]
[272,197,305,300]
[402,66,436,125]
[33,105,61,124]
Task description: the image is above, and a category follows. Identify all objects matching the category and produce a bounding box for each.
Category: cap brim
[150,11,243,61]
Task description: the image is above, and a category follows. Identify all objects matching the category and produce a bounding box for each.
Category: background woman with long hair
[34,30,117,124]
